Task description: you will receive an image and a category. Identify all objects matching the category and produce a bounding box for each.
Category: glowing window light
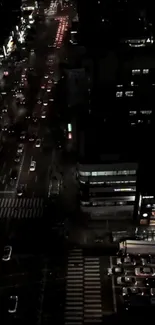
[68,133,72,139]
[68,123,72,132]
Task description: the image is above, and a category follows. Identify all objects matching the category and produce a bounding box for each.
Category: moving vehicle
[20,131,26,140]
[35,138,41,147]
[135,267,155,277]
[29,161,36,172]
[107,267,124,276]
[14,154,21,163]
[117,277,137,285]
[116,256,136,265]
[41,110,46,119]
[10,169,18,180]
[2,246,12,261]
[17,143,24,153]
[8,296,18,313]
[122,287,144,296]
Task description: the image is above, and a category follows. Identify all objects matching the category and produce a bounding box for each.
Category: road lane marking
[4,184,8,191]
[2,174,6,184]
[35,175,38,183]
[110,256,117,313]
[15,152,25,191]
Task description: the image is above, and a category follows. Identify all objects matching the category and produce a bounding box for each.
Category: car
[20,131,26,140]
[14,154,21,163]
[145,278,155,287]
[107,267,124,276]
[17,143,24,153]
[10,169,18,180]
[35,138,41,147]
[29,134,35,142]
[29,160,36,172]
[17,185,25,197]
[122,287,144,296]
[41,110,46,119]
[117,277,137,285]
[8,296,18,313]
[44,74,48,79]
[2,246,12,261]
[117,256,136,265]
[135,267,155,277]
[2,124,8,131]
[2,107,7,113]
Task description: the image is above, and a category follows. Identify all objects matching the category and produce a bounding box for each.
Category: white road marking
[2,174,6,184]
[4,184,8,191]
[35,175,38,183]
[110,256,117,313]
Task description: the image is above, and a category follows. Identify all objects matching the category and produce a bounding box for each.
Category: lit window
[114,188,135,192]
[116,84,123,88]
[92,172,98,176]
[125,91,134,97]
[140,110,152,115]
[79,171,91,177]
[132,69,140,75]
[131,81,134,86]
[129,111,137,115]
[116,91,123,98]
[143,69,149,74]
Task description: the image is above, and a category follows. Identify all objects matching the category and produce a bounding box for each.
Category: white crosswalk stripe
[0,198,44,218]
[65,251,103,325]
[65,249,84,325]
[84,257,102,323]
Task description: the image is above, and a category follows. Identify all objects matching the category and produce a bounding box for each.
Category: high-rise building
[73,0,155,224]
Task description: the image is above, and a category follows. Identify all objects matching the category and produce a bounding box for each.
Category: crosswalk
[65,249,102,325]
[84,257,102,323]
[0,198,44,219]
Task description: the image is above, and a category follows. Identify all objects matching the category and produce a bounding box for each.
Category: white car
[8,296,18,313]
[17,143,24,153]
[35,139,41,148]
[41,111,46,119]
[122,287,144,296]
[117,277,137,285]
[2,246,12,261]
[135,267,155,277]
[29,161,36,172]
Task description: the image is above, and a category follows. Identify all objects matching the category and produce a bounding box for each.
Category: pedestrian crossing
[65,249,102,325]
[84,257,102,324]
[0,198,44,219]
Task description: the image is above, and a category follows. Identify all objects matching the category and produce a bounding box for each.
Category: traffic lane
[1,255,44,276]
[17,144,35,185]
[1,283,40,324]
[0,269,42,289]
[25,149,52,196]
[0,143,18,192]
